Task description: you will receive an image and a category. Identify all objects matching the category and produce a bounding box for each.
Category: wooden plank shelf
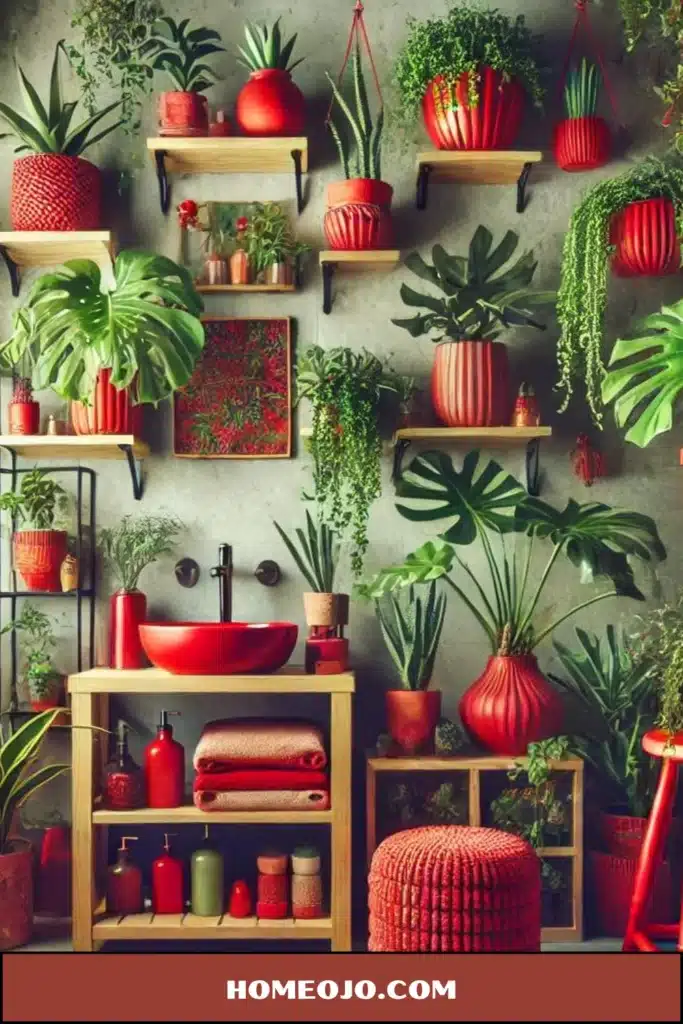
[319,250,401,314]
[93,912,332,942]
[415,151,543,212]
[93,804,332,825]
[68,666,354,695]
[0,231,113,297]
[195,283,296,294]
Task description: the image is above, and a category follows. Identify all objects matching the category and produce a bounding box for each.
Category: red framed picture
[173,317,292,458]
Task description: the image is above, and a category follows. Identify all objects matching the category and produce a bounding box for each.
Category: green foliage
[392,227,554,342]
[434,716,465,755]
[236,17,303,73]
[274,510,339,593]
[556,155,683,427]
[375,583,447,691]
[632,591,683,735]
[1,604,60,701]
[0,469,64,531]
[0,252,204,407]
[242,203,310,275]
[99,513,183,591]
[564,59,599,119]
[392,5,544,130]
[326,42,383,181]
[148,17,224,94]
[0,43,122,156]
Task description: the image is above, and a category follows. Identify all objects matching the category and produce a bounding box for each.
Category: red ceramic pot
[8,400,40,435]
[385,689,441,754]
[0,847,33,950]
[30,674,64,712]
[589,851,674,937]
[553,115,611,172]
[37,827,71,918]
[422,66,525,150]
[611,197,680,276]
[139,621,298,675]
[158,91,208,136]
[459,655,563,755]
[71,369,142,436]
[324,180,394,250]
[235,69,306,136]
[13,529,68,592]
[599,812,651,859]
[11,154,101,231]
[431,340,510,427]
[109,589,147,670]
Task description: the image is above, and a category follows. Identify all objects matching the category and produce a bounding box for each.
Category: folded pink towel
[194,789,330,812]
[193,718,327,772]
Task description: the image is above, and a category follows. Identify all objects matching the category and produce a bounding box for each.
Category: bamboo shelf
[319,250,401,314]
[415,151,543,212]
[93,912,332,942]
[0,231,113,296]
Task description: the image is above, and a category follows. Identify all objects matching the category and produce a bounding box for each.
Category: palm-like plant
[0,252,205,407]
[326,42,383,181]
[148,17,224,93]
[392,227,555,341]
[274,511,339,594]
[376,583,447,691]
[236,17,303,73]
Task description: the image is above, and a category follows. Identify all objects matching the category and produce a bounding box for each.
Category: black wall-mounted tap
[210,544,233,623]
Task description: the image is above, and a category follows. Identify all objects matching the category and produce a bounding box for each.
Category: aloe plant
[564,59,599,119]
[274,510,339,594]
[392,226,555,341]
[236,17,303,73]
[326,42,383,180]
[149,17,224,93]
[0,42,122,155]
[375,583,447,691]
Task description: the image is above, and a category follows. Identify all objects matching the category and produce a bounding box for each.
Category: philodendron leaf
[355,540,455,599]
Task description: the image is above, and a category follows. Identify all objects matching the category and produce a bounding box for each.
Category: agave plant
[148,17,225,93]
[326,42,383,181]
[564,59,600,119]
[392,226,555,341]
[0,42,121,155]
[274,510,339,594]
[0,251,204,407]
[236,17,303,73]
[375,583,447,691]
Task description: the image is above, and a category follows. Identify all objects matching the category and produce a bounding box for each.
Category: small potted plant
[244,202,310,285]
[149,17,224,137]
[375,582,447,754]
[553,59,611,173]
[7,378,40,436]
[392,226,554,427]
[0,469,67,592]
[393,5,544,150]
[100,513,183,669]
[1,604,64,710]
[0,43,122,230]
[235,17,306,136]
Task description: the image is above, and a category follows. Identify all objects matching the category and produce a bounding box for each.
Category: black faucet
[210,544,233,623]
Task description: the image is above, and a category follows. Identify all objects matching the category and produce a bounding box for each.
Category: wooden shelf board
[0,434,149,460]
[195,283,296,293]
[394,426,552,444]
[68,665,355,694]
[367,755,583,772]
[319,250,400,272]
[0,231,113,267]
[147,136,309,174]
[417,150,543,185]
[93,912,331,942]
[93,804,332,825]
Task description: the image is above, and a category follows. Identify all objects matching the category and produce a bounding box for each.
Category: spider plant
[376,582,447,690]
[274,510,340,594]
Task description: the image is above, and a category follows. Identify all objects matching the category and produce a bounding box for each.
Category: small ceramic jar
[291,846,323,920]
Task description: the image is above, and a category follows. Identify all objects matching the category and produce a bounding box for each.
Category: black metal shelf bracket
[0,245,20,297]
[155,150,171,214]
[517,162,533,214]
[525,438,542,496]
[392,438,411,481]
[416,164,432,210]
[322,262,336,314]
[291,149,305,215]
[119,444,144,500]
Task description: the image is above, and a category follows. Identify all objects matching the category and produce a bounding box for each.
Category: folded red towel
[194,790,330,812]
[193,769,328,793]
[193,718,327,772]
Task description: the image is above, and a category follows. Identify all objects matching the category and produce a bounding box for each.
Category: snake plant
[375,582,447,690]
[148,17,224,93]
[236,17,303,73]
[274,510,339,594]
[564,59,599,119]
[326,41,383,180]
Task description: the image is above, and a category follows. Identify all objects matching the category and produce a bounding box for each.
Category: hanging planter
[150,18,224,137]
[423,67,525,151]
[611,197,680,276]
[235,18,306,135]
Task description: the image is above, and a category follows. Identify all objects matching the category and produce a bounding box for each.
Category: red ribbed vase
[422,67,525,150]
[611,197,680,276]
[71,369,142,436]
[553,116,611,172]
[459,655,563,755]
[431,340,509,427]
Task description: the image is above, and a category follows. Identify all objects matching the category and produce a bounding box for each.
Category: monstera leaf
[602,302,683,447]
[356,540,456,599]
[395,450,527,545]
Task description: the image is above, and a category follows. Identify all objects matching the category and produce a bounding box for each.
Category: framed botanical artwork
[173,317,292,458]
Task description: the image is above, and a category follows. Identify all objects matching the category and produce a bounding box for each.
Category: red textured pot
[37,827,71,917]
[235,69,306,136]
[327,179,393,208]
[11,154,101,231]
[324,180,394,250]
[386,689,441,754]
[8,401,40,435]
[611,197,680,276]
[431,340,510,427]
[589,851,674,937]
[599,812,651,859]
[158,91,208,136]
[71,369,142,436]
[459,655,563,755]
[422,67,525,150]
[13,530,68,592]
[0,847,33,950]
[553,116,611,172]
[109,589,147,670]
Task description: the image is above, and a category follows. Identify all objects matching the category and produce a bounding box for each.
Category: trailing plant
[356,450,666,655]
[632,590,683,736]
[242,203,310,274]
[326,41,383,180]
[0,469,64,530]
[564,59,599,119]
[236,17,304,73]
[375,583,447,691]
[556,155,683,427]
[0,604,61,701]
[0,43,122,156]
[274,510,340,593]
[392,5,544,131]
[148,17,224,93]
[99,513,183,592]
[392,226,555,341]
[0,252,204,407]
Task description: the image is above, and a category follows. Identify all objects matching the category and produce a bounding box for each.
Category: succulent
[434,717,465,756]
[326,42,383,181]
[237,17,303,73]
[375,582,447,691]
[148,17,224,93]
[274,509,339,594]
[0,42,122,155]
[11,378,34,404]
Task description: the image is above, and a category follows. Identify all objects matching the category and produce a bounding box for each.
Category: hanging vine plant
[619,0,683,149]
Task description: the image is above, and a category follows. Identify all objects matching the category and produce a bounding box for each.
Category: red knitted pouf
[368,826,541,952]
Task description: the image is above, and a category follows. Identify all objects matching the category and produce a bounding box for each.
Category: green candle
[191,826,224,916]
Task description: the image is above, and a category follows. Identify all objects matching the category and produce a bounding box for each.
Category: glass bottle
[106,836,142,915]
[104,720,144,810]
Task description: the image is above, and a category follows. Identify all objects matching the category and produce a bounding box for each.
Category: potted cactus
[149,17,224,137]
[0,470,67,593]
[553,59,611,173]
[0,42,122,231]
[235,18,306,136]
[7,378,40,436]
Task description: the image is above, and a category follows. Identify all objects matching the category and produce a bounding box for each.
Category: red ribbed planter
[13,530,68,592]
[8,401,40,435]
[589,851,674,937]
[431,340,510,427]
[324,180,393,250]
[553,116,611,172]
[236,69,306,136]
[459,655,563,755]
[11,154,102,231]
[611,197,680,276]
[385,689,441,754]
[158,92,208,136]
[71,369,142,436]
[422,67,525,150]
[109,589,147,670]
[0,848,33,951]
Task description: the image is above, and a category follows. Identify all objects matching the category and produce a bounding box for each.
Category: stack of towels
[193,718,330,812]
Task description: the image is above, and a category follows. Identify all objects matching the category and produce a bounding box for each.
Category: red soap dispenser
[144,710,184,808]
[152,832,184,914]
[106,836,142,915]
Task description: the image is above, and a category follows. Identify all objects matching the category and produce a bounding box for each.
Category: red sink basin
[139,622,298,675]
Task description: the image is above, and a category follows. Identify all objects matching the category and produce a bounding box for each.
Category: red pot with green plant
[8,378,40,435]
[236,18,306,136]
[1,603,64,709]
[71,369,142,436]
[150,18,223,136]
[0,470,68,593]
[553,60,611,172]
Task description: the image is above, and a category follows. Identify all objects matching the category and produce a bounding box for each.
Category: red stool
[623,730,683,951]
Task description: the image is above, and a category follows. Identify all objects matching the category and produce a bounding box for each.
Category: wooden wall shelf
[319,250,401,314]
[415,151,543,212]
[92,804,332,825]
[93,912,332,942]
[195,283,297,294]
[0,231,113,297]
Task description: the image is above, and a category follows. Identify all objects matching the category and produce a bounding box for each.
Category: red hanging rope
[326,2,383,124]
[560,0,621,125]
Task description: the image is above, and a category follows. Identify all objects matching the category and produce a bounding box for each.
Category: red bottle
[152,833,184,914]
[229,879,252,918]
[144,710,185,808]
[106,836,142,915]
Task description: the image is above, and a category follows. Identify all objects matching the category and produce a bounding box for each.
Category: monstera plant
[358,449,666,755]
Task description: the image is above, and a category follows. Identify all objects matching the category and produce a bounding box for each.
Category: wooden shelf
[367,754,581,772]
[319,251,401,314]
[93,912,332,942]
[0,231,113,296]
[195,283,296,293]
[68,666,355,695]
[93,804,332,825]
[415,151,543,212]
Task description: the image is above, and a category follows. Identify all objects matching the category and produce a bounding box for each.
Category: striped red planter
[422,66,525,150]
[553,115,611,172]
[611,197,680,276]
[431,340,510,427]
[71,369,143,436]
[13,529,68,592]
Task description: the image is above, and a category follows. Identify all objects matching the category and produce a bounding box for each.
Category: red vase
[385,689,441,754]
[8,401,40,435]
[235,69,306,136]
[11,154,101,231]
[71,369,142,436]
[553,116,611,172]
[422,67,525,150]
[611,197,680,276]
[158,92,208,136]
[459,655,563,755]
[13,529,68,592]
[431,340,510,427]
[37,827,71,917]
[0,848,33,950]
[109,589,147,670]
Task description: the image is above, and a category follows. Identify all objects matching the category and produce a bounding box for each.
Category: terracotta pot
[235,69,306,136]
[13,529,68,592]
[324,179,393,251]
[37,827,71,918]
[589,850,674,937]
[386,689,441,754]
[611,197,680,277]
[553,115,611,172]
[71,369,142,436]
[0,847,33,950]
[8,400,40,435]
[11,154,101,231]
[158,91,208,136]
[459,654,563,755]
[303,592,349,628]
[327,179,394,208]
[109,589,147,670]
[431,340,510,427]
[230,249,250,284]
[422,67,525,150]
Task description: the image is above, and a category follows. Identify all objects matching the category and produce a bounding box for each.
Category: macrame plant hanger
[326,2,384,135]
